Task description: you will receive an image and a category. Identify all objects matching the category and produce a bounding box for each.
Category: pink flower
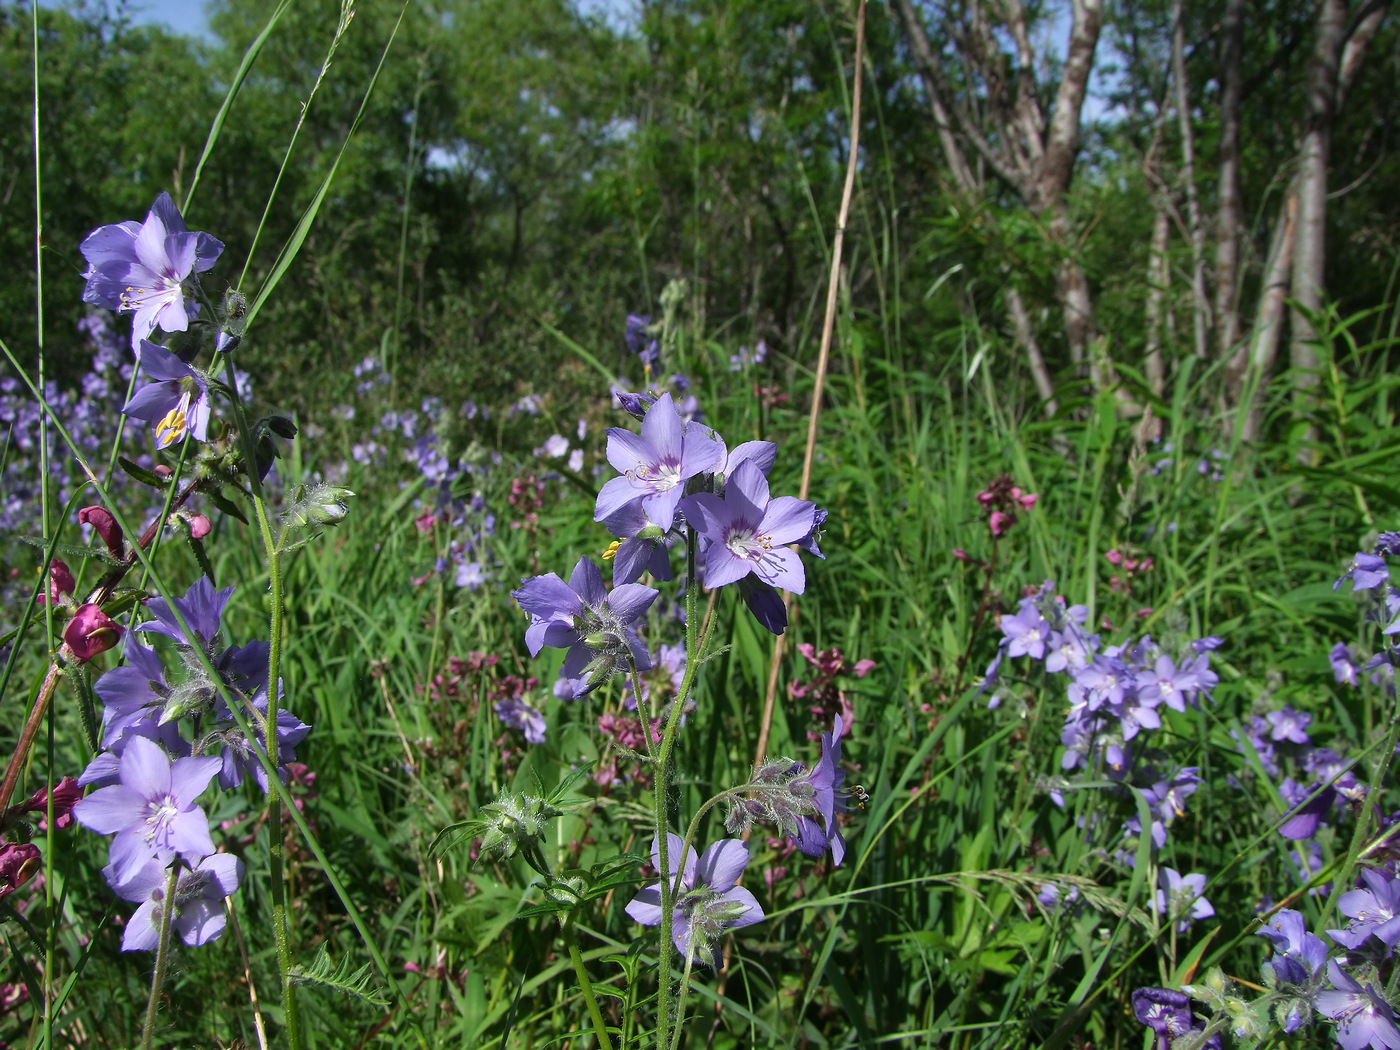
[17,776,82,830]
[187,514,212,540]
[63,604,123,662]
[988,510,1014,536]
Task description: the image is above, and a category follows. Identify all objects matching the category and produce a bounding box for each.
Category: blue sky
[117,0,210,36]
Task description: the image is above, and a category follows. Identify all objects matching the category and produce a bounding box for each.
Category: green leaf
[288,942,390,1007]
[118,455,172,489]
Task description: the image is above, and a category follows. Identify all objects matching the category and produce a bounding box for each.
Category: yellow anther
[601,540,622,561]
[155,406,188,447]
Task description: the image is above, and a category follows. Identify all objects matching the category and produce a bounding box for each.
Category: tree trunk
[1171,0,1210,359]
[1214,0,1245,373]
[1240,191,1297,442]
[1288,0,1346,386]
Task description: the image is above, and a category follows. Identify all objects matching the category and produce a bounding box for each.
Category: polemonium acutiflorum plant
[434,384,854,1050]
[0,187,361,1049]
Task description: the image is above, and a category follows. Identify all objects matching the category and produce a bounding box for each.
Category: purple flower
[625,834,764,967]
[137,577,235,651]
[1376,532,1400,557]
[1337,553,1390,592]
[110,854,244,951]
[737,576,788,635]
[1316,959,1400,1050]
[625,314,660,365]
[1330,868,1400,952]
[1130,987,1221,1050]
[121,342,211,448]
[79,192,223,351]
[511,557,658,693]
[1257,908,1329,986]
[1266,705,1313,744]
[495,696,546,744]
[789,715,848,865]
[1001,605,1050,660]
[1279,779,1337,840]
[1154,868,1213,931]
[601,502,674,586]
[1334,643,1363,685]
[1134,655,1198,712]
[680,461,816,594]
[594,392,726,530]
[73,736,221,888]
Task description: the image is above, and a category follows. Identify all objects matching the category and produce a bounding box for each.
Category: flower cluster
[72,577,309,949]
[985,582,1220,887]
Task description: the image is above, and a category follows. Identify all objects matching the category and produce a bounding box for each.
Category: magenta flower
[63,604,123,662]
[111,854,244,951]
[79,192,223,351]
[122,341,211,449]
[625,834,764,966]
[680,461,816,594]
[73,735,221,888]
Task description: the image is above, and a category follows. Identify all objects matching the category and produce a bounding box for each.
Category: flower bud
[63,604,123,662]
[39,558,75,605]
[188,514,213,540]
[78,506,124,558]
[0,843,41,899]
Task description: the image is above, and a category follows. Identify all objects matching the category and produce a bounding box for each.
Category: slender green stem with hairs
[221,358,300,1049]
[562,910,615,1050]
[139,864,181,1050]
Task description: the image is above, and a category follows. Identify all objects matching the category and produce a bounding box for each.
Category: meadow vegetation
[2,1,1400,1048]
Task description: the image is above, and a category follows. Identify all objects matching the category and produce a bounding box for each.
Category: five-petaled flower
[79,192,223,351]
[121,342,211,449]
[111,854,244,951]
[625,834,764,967]
[73,735,221,889]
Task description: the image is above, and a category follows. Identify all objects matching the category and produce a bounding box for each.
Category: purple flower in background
[1266,706,1313,745]
[1334,643,1363,685]
[625,834,764,967]
[1134,655,1198,712]
[728,341,767,370]
[511,557,658,693]
[681,461,816,594]
[1376,532,1400,557]
[1315,959,1400,1050]
[79,192,223,350]
[494,695,546,744]
[111,854,244,951]
[625,313,660,365]
[73,736,221,887]
[121,342,211,448]
[1279,778,1337,840]
[1154,868,1213,931]
[595,393,725,530]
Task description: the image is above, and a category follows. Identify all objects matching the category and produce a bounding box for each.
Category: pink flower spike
[1017,492,1039,510]
[1104,549,1123,565]
[63,604,123,663]
[78,506,124,558]
[988,510,1014,536]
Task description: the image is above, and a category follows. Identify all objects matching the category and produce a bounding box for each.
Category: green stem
[140,864,181,1050]
[223,359,300,1050]
[563,911,615,1050]
[651,528,702,1050]
[668,949,696,1050]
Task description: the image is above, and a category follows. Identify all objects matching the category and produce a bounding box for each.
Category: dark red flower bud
[78,506,124,557]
